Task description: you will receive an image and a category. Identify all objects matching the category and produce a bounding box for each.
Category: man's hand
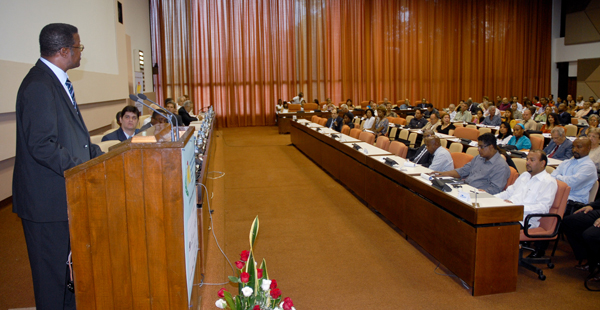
[574,206,594,214]
[594,217,600,228]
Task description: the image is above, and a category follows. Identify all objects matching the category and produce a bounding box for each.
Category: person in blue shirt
[507,123,532,149]
[482,106,502,126]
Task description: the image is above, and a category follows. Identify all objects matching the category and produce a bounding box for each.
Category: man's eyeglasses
[71,44,84,52]
[477,144,489,149]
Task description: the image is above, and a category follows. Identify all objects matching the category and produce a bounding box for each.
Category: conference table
[290,120,523,296]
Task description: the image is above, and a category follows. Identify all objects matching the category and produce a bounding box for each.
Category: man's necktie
[548,144,559,158]
[65,79,78,111]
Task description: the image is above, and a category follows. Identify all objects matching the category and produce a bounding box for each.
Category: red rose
[270,288,282,299]
[217,288,226,298]
[235,261,245,269]
[240,272,250,283]
[240,250,250,262]
[253,306,261,310]
[283,297,294,310]
[270,279,278,289]
[257,268,263,278]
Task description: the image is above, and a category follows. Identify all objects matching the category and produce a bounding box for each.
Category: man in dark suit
[407,129,435,167]
[408,109,428,129]
[178,100,199,126]
[543,127,573,160]
[325,108,344,132]
[165,99,183,126]
[557,103,572,125]
[13,23,103,310]
[102,105,140,141]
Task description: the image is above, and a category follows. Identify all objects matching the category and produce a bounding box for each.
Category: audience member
[507,123,532,149]
[589,96,597,103]
[325,108,344,132]
[407,129,435,167]
[374,107,390,136]
[139,109,168,131]
[590,102,600,115]
[361,108,376,132]
[425,136,454,172]
[399,99,412,109]
[551,137,597,215]
[566,100,577,115]
[558,103,573,125]
[562,202,600,278]
[513,96,523,111]
[436,113,456,135]
[102,106,140,142]
[467,98,479,114]
[474,109,484,124]
[503,108,517,128]
[453,102,473,123]
[543,127,573,160]
[276,99,284,112]
[541,113,560,134]
[291,92,304,105]
[423,103,439,119]
[482,106,501,126]
[535,106,551,123]
[178,100,199,126]
[345,99,354,109]
[522,108,538,131]
[165,100,184,126]
[423,113,441,131]
[586,128,600,173]
[498,97,511,111]
[576,102,593,118]
[576,95,586,107]
[579,114,599,137]
[496,122,513,145]
[434,133,510,194]
[408,109,428,129]
[511,102,523,119]
[447,104,457,121]
[496,150,557,228]
[416,98,428,109]
[343,112,355,129]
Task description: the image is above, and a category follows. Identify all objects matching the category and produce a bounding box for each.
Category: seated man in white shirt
[424,136,454,172]
[496,149,557,230]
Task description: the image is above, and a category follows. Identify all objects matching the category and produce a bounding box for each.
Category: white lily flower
[215,299,227,309]
[242,286,253,297]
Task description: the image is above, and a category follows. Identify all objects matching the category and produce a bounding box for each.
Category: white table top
[305,123,324,128]
[313,127,338,134]
[341,142,391,156]
[296,119,311,124]
[370,155,434,175]
[330,133,361,143]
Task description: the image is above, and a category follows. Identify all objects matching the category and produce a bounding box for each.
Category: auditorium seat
[529,134,544,150]
[288,104,301,112]
[545,166,555,174]
[341,125,351,135]
[407,132,417,148]
[392,118,406,126]
[454,127,479,141]
[389,141,408,158]
[318,118,327,126]
[387,127,398,141]
[564,124,577,137]
[465,147,479,157]
[478,127,491,136]
[360,101,369,109]
[311,115,319,122]
[304,103,318,111]
[448,142,463,153]
[138,115,151,129]
[350,128,362,139]
[103,128,118,136]
[359,131,375,144]
[439,138,447,148]
[450,152,474,169]
[97,140,120,153]
[376,136,390,151]
[90,135,103,145]
[398,129,409,144]
[405,115,414,124]
[505,167,519,190]
[589,181,599,203]
[513,158,527,174]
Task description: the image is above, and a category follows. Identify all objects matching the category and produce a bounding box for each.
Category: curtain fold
[151,0,552,127]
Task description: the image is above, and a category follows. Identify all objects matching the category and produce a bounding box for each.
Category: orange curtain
[151,0,552,127]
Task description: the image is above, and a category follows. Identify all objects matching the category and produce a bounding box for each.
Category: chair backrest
[392,118,406,125]
[318,118,328,126]
[398,129,409,141]
[304,103,318,111]
[97,140,120,153]
[505,167,519,190]
[545,165,555,174]
[529,135,544,150]
[103,128,118,136]
[353,117,362,125]
[405,115,414,124]
[408,132,417,147]
[439,138,447,148]
[451,152,474,169]
[454,127,479,141]
[539,180,570,234]
[512,158,527,174]
[350,128,362,139]
[360,101,370,109]
[478,127,492,136]
[359,131,375,144]
[388,127,398,141]
[564,124,578,137]
[90,135,103,145]
[376,136,391,151]
[389,141,408,158]
[465,124,477,129]
[387,117,396,122]
[590,180,599,203]
[571,117,580,125]
[311,115,319,122]
[448,142,463,153]
[110,119,119,129]
[288,104,301,112]
[341,125,351,135]
[137,115,151,129]
[465,147,479,157]
[453,122,465,128]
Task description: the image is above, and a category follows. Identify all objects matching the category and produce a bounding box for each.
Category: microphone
[129,94,176,141]
[137,93,180,138]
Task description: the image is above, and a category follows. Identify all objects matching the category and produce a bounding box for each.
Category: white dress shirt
[496,171,557,228]
[429,146,454,172]
[551,156,597,203]
[362,116,376,131]
[39,57,74,105]
[496,135,513,146]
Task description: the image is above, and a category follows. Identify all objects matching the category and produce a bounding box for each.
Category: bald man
[425,136,454,172]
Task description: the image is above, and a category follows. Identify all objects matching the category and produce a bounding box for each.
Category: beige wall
[0,0,154,201]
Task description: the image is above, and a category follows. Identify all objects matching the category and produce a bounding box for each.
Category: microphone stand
[136,93,180,141]
[129,94,175,142]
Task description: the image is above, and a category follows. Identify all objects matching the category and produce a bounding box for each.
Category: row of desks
[290,119,523,296]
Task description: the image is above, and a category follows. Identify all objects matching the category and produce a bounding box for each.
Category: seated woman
[579,114,599,137]
[343,112,355,129]
[502,108,517,128]
[361,108,376,133]
[535,106,552,123]
[507,123,532,150]
[496,122,513,146]
[345,99,354,110]
[473,108,485,124]
[541,113,561,133]
[276,99,284,112]
[436,113,455,135]
[367,100,376,109]
[374,107,389,137]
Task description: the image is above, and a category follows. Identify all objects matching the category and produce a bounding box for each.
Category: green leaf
[246,252,258,294]
[260,259,268,279]
[223,291,235,309]
[228,276,239,283]
[249,216,259,250]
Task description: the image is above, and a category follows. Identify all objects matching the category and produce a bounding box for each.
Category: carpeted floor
[1,126,598,310]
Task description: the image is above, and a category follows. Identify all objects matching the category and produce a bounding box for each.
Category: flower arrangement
[215,216,296,310]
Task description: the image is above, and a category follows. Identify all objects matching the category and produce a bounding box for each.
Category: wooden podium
[65,126,210,309]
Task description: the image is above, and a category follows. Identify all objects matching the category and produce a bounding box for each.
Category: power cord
[196,182,236,287]
[434,262,470,290]
[207,171,225,179]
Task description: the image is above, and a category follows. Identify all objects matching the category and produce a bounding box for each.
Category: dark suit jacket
[558,112,572,126]
[101,127,140,142]
[178,107,198,126]
[408,145,433,167]
[172,114,184,126]
[408,117,428,129]
[325,116,344,132]
[13,60,103,222]
[543,139,574,161]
